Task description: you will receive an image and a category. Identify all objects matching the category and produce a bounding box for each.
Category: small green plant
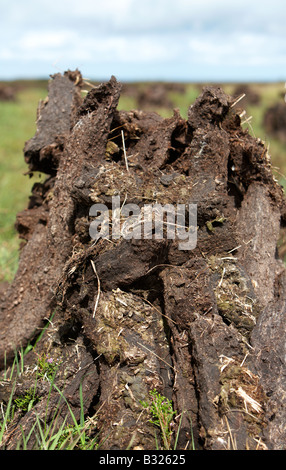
[14,388,40,413]
[36,353,60,380]
[43,382,99,450]
[141,389,176,450]
[0,381,16,445]
[53,422,99,450]
[0,316,99,450]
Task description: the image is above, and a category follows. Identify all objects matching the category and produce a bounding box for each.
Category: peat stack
[1,71,286,450]
[263,101,286,143]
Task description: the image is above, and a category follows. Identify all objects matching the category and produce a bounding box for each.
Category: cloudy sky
[0,0,285,82]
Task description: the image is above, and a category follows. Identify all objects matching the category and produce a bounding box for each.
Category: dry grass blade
[137,341,174,370]
[121,130,129,172]
[235,386,263,414]
[224,415,237,450]
[230,93,246,108]
[91,260,101,318]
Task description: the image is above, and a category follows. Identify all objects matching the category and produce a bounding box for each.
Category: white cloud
[20,30,78,50]
[83,34,175,64]
[0,0,285,80]
[2,29,174,65]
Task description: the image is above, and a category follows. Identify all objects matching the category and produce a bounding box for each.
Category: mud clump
[122,82,186,111]
[1,70,286,450]
[0,84,16,101]
[137,83,174,110]
[264,101,286,143]
[233,84,261,107]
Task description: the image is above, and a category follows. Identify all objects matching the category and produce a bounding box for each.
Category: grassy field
[0,80,286,282]
[0,82,48,281]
